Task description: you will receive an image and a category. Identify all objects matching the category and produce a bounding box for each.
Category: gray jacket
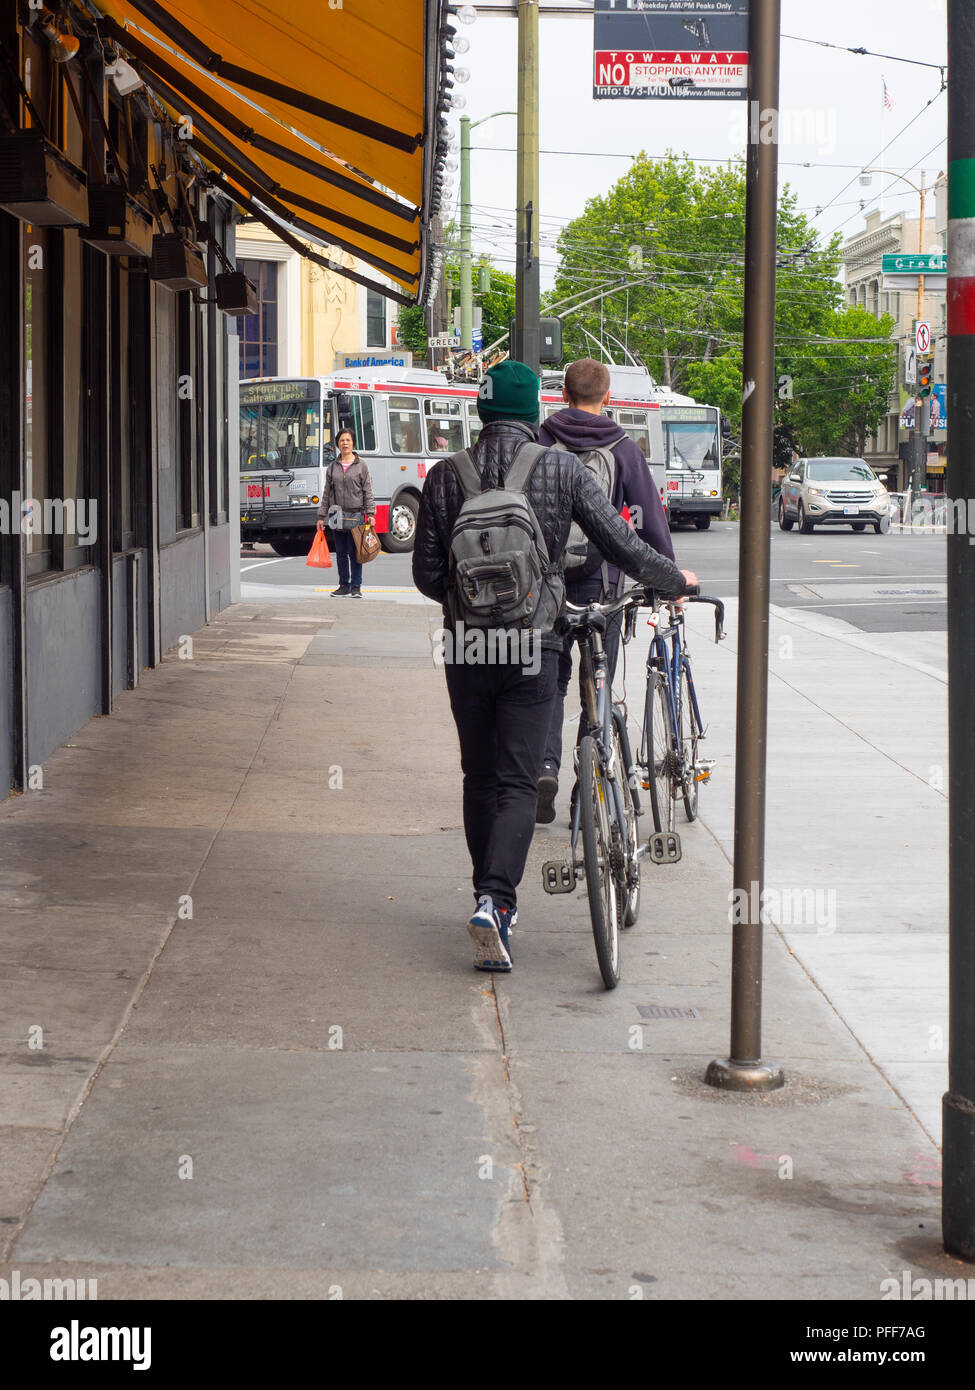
[317,455,375,526]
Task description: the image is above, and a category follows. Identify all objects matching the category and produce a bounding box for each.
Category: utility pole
[706,0,784,1094]
[513,0,540,373]
[460,111,515,352]
[944,0,975,1264]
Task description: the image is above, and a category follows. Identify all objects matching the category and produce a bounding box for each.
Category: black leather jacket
[412,420,686,648]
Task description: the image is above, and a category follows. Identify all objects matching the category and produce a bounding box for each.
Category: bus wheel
[381,495,419,553]
[694,516,711,531]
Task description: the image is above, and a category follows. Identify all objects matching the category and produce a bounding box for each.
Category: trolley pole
[706,0,784,1093]
[943,0,975,1263]
[512,0,540,373]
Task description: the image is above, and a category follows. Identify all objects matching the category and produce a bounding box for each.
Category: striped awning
[95,0,447,297]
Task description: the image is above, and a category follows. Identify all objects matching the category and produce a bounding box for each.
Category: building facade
[0,12,240,799]
[1,1,449,800]
[235,224,415,380]
[841,207,947,491]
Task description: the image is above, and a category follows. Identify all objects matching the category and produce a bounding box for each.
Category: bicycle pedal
[542,860,576,894]
[694,759,715,783]
[647,831,682,864]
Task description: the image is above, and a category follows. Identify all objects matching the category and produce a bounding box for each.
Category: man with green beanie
[413,361,696,974]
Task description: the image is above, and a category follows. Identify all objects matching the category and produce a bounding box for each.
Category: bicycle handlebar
[563,586,726,643]
[685,593,726,643]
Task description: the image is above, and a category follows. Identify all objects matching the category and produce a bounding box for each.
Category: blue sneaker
[468,896,515,972]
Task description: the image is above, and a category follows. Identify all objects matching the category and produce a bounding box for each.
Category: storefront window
[238,259,278,378]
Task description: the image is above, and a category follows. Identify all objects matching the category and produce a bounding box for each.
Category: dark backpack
[446,441,564,635]
[551,438,622,589]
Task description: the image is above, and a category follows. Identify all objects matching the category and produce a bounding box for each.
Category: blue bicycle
[639,594,725,842]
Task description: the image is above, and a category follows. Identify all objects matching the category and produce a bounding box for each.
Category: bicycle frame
[641,595,724,836]
[646,609,702,774]
[571,624,632,866]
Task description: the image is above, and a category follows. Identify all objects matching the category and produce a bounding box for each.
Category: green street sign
[882,252,947,275]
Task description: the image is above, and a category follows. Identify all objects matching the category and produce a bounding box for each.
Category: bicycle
[540,585,655,990]
[639,593,726,849]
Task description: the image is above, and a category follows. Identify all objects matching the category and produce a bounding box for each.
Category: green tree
[476,263,516,351]
[788,307,898,456]
[397,303,428,356]
[551,153,844,432]
[440,237,516,351]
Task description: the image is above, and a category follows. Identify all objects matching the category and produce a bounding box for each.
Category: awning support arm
[207,172,416,307]
[140,67,419,256]
[116,0,422,153]
[95,17,419,224]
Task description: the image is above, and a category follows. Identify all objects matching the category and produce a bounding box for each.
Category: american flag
[883,79,894,112]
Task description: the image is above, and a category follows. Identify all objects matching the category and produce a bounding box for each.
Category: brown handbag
[352,520,382,564]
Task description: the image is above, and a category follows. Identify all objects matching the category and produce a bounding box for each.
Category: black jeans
[543,576,623,776]
[444,649,558,911]
[333,530,362,588]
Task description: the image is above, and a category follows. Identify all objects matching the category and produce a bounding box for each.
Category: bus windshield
[665,420,720,471]
[240,382,326,473]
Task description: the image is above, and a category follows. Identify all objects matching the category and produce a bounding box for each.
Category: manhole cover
[636,1005,701,1020]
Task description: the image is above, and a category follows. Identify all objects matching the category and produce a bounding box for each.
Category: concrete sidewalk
[0,593,963,1299]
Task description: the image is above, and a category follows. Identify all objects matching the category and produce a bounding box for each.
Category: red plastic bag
[306,530,333,568]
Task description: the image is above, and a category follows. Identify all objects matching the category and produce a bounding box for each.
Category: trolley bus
[540,368,725,530]
[239,367,674,554]
[654,393,724,530]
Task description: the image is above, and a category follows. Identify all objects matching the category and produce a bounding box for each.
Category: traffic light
[918,357,933,398]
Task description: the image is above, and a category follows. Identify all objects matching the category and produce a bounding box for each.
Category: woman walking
[317,429,376,598]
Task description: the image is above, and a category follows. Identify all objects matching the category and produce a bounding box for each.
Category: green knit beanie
[476,359,540,424]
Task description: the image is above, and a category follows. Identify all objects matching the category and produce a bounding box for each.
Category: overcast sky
[445,0,948,288]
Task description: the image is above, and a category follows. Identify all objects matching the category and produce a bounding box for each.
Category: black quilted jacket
[412,420,686,649]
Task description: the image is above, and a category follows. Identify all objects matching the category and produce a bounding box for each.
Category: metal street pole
[944,0,975,1263]
[460,112,516,353]
[513,0,540,373]
[460,115,473,351]
[913,174,929,507]
[706,0,784,1093]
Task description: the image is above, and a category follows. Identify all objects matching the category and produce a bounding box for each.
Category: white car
[778,457,891,535]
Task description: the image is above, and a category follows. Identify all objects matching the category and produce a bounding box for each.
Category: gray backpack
[446,442,563,634]
[551,439,619,573]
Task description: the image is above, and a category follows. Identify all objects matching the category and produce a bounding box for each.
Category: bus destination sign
[240,380,319,404]
[663,406,715,421]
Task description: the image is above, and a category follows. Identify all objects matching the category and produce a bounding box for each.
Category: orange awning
[94,0,444,297]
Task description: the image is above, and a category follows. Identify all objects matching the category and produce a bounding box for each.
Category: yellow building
[235,223,410,379]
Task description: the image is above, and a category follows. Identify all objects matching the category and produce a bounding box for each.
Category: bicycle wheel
[612,713,641,928]
[642,667,675,834]
[678,664,702,822]
[579,734,622,989]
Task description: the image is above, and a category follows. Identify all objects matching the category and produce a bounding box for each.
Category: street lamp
[860,167,946,321]
[459,111,516,351]
[860,167,947,506]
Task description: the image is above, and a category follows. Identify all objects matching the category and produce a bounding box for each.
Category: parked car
[777,457,891,535]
